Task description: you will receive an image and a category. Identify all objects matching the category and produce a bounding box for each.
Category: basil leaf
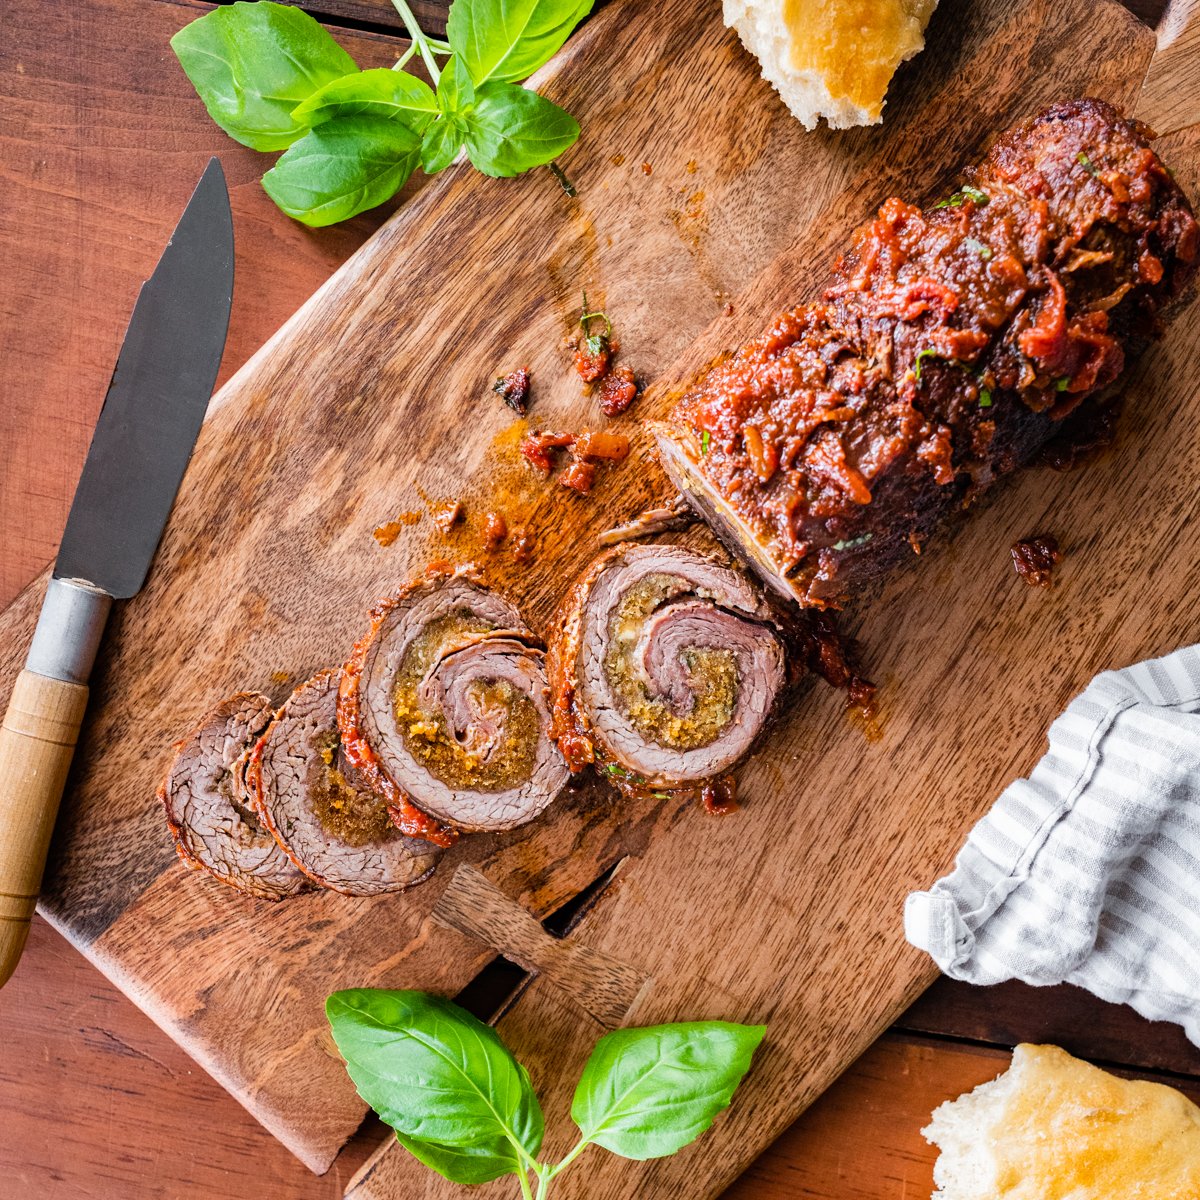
[420,57,475,172]
[327,989,544,1156]
[570,1021,765,1160]
[421,118,466,174]
[171,1,357,151]
[464,82,579,177]
[262,116,420,226]
[447,0,594,85]
[393,1130,523,1184]
[437,55,476,115]
[292,68,437,133]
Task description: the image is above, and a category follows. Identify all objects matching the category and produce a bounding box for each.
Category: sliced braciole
[159,692,309,901]
[651,99,1198,608]
[546,543,787,801]
[338,566,570,844]
[248,669,442,896]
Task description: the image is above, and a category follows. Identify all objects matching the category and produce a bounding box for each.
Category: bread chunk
[924,1044,1200,1199]
[723,0,938,129]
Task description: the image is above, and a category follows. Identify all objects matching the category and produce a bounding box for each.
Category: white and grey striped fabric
[905,644,1200,1047]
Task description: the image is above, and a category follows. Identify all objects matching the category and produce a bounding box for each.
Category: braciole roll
[651,99,1198,608]
[547,543,787,807]
[338,566,570,845]
[249,669,442,896]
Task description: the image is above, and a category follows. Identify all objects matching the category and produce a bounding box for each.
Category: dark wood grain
[900,978,1200,1077]
[0,916,386,1198]
[6,916,1199,1199]
[307,0,450,36]
[0,0,419,612]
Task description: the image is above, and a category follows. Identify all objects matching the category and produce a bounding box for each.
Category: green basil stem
[517,1168,535,1200]
[391,42,418,70]
[548,1138,591,1180]
[389,0,443,83]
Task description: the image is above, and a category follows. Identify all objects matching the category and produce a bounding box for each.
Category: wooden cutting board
[1,0,1198,1193]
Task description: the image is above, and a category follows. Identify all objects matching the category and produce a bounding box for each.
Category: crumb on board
[483,511,508,549]
[701,776,738,815]
[373,511,421,545]
[511,532,535,563]
[1012,534,1062,587]
[493,366,530,415]
[433,498,464,532]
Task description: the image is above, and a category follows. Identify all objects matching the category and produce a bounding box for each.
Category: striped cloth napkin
[904,644,1200,1046]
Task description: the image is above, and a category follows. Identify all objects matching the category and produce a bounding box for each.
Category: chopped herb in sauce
[934,185,989,209]
[979,389,993,408]
[913,348,939,381]
[963,237,993,261]
[604,762,626,776]
[832,534,873,551]
[1055,376,1071,391]
[1076,151,1101,178]
[579,291,612,357]
[701,429,711,455]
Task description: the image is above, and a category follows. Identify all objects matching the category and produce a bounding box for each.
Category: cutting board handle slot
[433,864,651,1028]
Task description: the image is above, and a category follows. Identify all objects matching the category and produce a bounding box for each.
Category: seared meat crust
[653,99,1198,607]
[160,692,308,901]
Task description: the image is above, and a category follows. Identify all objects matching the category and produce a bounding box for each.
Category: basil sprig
[171,0,591,226]
[328,988,765,1197]
[171,3,359,152]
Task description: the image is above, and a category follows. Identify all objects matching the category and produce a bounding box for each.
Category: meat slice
[249,670,441,896]
[547,544,787,792]
[651,99,1198,608]
[338,566,570,841]
[160,693,308,901]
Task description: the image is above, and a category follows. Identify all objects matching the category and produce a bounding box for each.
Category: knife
[0,158,234,986]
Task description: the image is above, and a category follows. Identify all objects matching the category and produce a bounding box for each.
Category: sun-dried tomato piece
[560,460,597,493]
[483,511,508,549]
[492,366,531,414]
[574,430,631,462]
[574,340,611,383]
[599,366,639,416]
[1011,534,1061,587]
[433,499,464,532]
[520,430,575,474]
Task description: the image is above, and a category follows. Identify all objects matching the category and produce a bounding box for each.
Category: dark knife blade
[54,157,234,599]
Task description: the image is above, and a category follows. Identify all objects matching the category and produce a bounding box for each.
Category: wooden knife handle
[0,669,89,987]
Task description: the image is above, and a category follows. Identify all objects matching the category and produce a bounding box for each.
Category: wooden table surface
[2,0,1198,1195]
